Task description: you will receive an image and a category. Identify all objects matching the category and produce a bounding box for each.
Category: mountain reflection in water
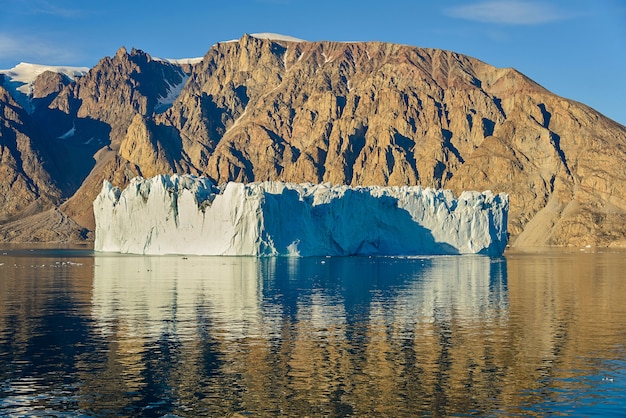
[0,249,625,416]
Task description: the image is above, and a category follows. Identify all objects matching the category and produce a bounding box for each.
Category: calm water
[0,247,624,417]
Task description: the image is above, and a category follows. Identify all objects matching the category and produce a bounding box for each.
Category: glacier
[0,62,89,113]
[93,174,509,256]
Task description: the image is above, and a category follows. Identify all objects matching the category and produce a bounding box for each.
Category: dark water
[0,247,625,417]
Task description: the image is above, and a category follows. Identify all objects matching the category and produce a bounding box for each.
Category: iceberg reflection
[90,254,508,416]
[92,255,508,341]
[92,255,262,340]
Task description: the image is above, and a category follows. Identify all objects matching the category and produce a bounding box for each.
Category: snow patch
[0,62,89,113]
[0,62,88,94]
[58,123,76,139]
[94,175,509,256]
[83,137,100,145]
[250,33,306,42]
[155,73,190,113]
[153,57,203,65]
[223,33,306,43]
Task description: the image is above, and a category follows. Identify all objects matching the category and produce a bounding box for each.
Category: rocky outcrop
[446,92,626,247]
[1,34,625,247]
[119,113,195,178]
[32,70,72,103]
[50,46,191,146]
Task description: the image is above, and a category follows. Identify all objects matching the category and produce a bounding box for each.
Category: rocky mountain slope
[1,34,625,247]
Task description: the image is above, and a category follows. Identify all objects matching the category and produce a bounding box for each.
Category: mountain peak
[115,46,128,58]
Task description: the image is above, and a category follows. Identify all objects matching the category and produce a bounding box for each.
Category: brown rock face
[1,35,625,247]
[50,46,190,146]
[31,70,71,103]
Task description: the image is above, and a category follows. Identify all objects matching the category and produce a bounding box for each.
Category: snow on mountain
[0,62,89,112]
[155,73,190,113]
[250,33,306,42]
[93,175,509,256]
[0,62,88,92]
[223,33,306,43]
[153,57,203,65]
[57,123,76,139]
[149,57,200,112]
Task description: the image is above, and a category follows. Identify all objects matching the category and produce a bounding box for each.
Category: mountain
[0,34,625,247]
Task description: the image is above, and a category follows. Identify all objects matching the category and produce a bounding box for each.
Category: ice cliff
[93,175,509,256]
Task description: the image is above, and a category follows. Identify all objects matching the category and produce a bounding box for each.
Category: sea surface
[0,246,624,417]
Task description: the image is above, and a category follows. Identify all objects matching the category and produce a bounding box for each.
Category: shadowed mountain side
[35,110,112,196]
[0,84,64,223]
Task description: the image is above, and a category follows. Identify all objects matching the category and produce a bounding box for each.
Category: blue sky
[1,0,625,125]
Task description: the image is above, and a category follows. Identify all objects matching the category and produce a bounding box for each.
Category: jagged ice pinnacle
[93,175,509,256]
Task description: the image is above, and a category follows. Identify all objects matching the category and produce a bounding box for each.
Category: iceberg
[93,174,509,256]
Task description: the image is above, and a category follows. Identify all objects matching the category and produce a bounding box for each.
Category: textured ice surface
[93,174,509,256]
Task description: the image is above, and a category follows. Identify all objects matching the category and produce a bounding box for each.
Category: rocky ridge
[0,34,625,247]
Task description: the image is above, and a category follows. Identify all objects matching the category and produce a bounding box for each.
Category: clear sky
[1,0,625,125]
